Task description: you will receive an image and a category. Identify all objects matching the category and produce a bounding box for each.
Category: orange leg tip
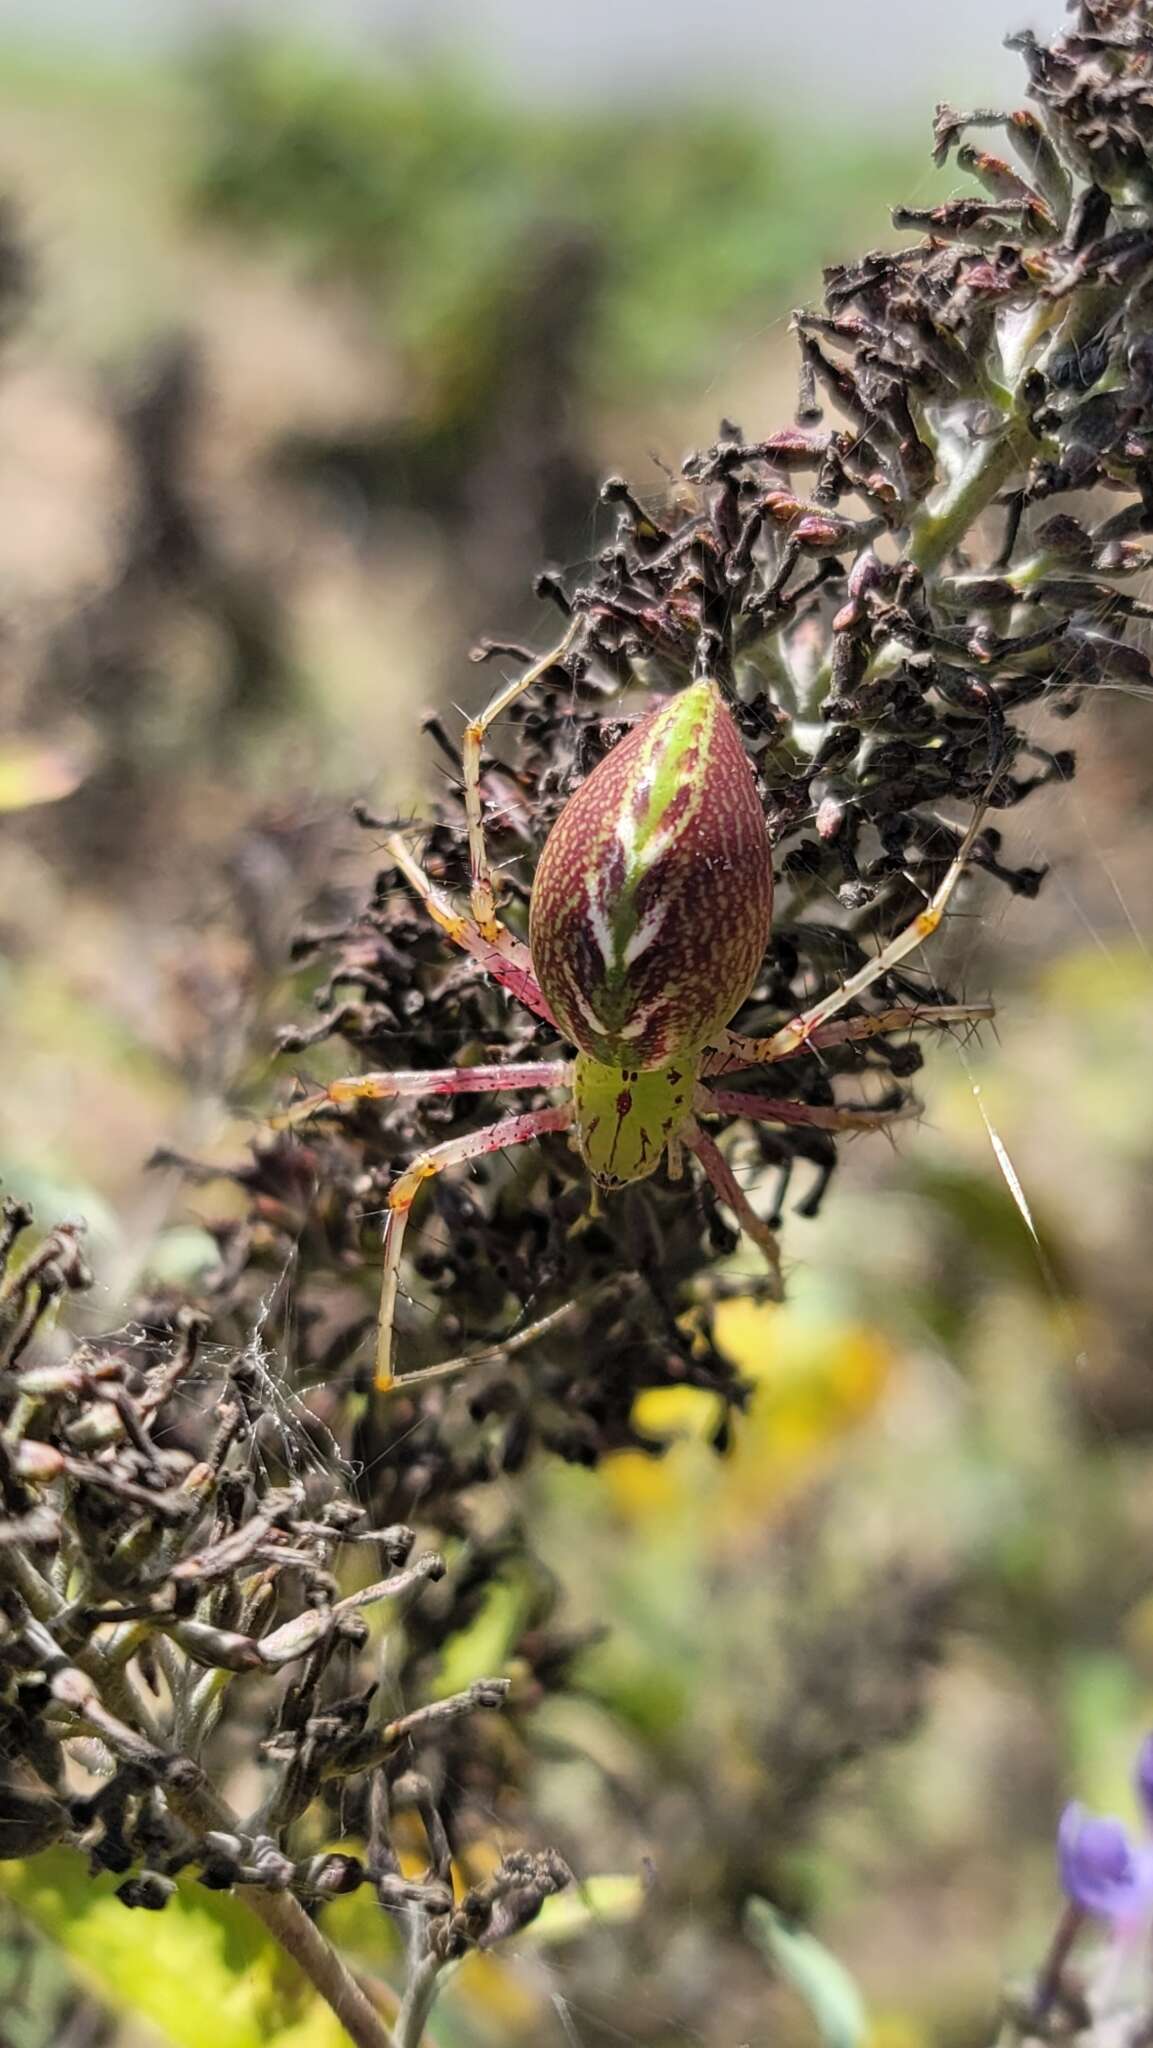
[270,1097,323,1132]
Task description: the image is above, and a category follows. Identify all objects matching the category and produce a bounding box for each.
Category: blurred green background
[2,17,1153,2048]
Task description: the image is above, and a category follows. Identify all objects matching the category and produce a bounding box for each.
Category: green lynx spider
[286,626,990,1391]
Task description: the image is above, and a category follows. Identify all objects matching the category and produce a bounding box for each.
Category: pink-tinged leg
[699,1086,917,1134]
[702,1001,993,1077]
[460,620,583,939]
[386,831,559,1026]
[683,1116,783,1296]
[276,1060,572,1130]
[376,1101,574,1390]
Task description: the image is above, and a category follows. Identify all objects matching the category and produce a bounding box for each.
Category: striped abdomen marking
[529,681,774,1069]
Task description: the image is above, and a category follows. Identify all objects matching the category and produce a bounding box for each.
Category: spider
[284,624,992,1392]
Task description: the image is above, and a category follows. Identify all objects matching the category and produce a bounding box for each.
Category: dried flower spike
[282,658,993,1390]
[184,3,1153,1483]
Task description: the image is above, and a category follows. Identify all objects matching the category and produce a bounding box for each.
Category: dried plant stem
[245,1888,403,2048]
[394,1949,446,2048]
[165,1764,402,2048]
[1029,1899,1084,2024]
[0,1542,62,1622]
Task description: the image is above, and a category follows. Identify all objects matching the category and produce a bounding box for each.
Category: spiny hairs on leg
[273,1061,573,1131]
[384,829,559,1023]
[698,1089,920,1134]
[461,619,585,939]
[375,1101,575,1390]
[684,1118,783,1298]
[702,1003,994,1080]
[726,795,997,1068]
[386,1294,593,1392]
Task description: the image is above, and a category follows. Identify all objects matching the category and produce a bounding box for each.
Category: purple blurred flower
[1058,1804,1153,1928]
[1135,1733,1153,1827]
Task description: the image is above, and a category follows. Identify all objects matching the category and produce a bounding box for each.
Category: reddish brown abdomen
[529,680,774,1067]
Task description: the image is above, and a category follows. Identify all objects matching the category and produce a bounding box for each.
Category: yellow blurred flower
[867,2015,930,2048]
[442,1951,542,2039]
[602,1294,895,1540]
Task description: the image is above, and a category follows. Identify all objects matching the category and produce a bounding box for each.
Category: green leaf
[744,1897,868,2048]
[0,1848,351,2048]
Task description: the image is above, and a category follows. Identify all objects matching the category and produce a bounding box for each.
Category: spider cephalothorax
[282,636,990,1392]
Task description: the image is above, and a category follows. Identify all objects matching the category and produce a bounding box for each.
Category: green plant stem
[908,419,1033,577]
[908,298,1066,579]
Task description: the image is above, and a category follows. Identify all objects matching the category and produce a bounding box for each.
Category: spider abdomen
[529,680,774,1068]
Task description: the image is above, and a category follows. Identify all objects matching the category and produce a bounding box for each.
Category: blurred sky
[3,0,1040,121]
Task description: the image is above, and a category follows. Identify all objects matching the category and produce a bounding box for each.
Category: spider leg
[683,1116,784,1297]
[376,1101,574,1390]
[461,619,584,940]
[686,1087,914,1287]
[386,830,558,1024]
[702,1001,993,1076]
[698,1087,918,1134]
[388,1295,584,1391]
[275,1060,572,1130]
[739,803,991,1064]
